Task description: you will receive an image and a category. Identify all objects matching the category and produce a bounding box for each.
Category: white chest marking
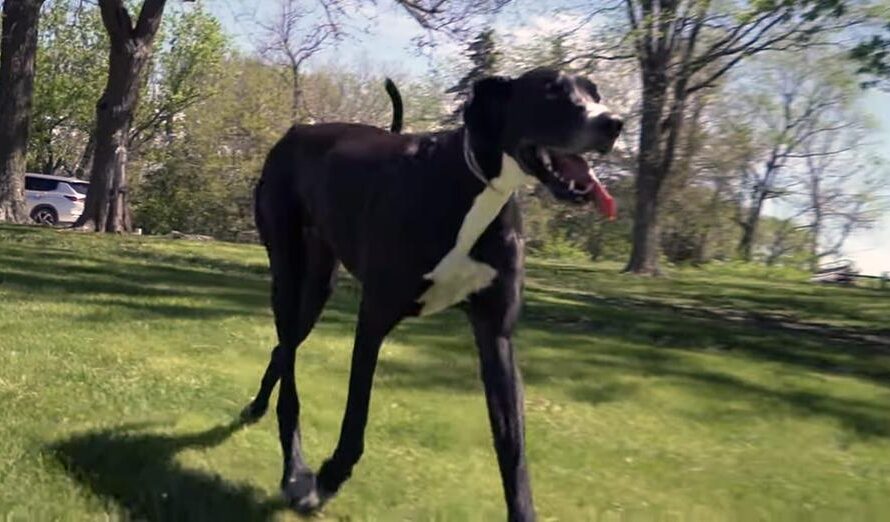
[417,155,533,316]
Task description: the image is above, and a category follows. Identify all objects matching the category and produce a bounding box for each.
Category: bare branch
[625,0,639,31]
[784,147,856,159]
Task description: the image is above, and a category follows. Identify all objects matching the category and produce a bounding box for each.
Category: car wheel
[31,206,58,226]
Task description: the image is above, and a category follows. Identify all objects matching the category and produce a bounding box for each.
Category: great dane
[241,67,622,521]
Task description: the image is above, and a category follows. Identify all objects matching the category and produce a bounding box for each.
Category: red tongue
[552,154,617,220]
[592,180,616,221]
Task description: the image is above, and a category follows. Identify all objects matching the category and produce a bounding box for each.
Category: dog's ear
[463,75,513,141]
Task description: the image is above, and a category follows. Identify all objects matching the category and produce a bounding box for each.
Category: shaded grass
[1,223,889,521]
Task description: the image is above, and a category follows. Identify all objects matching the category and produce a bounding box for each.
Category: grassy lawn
[1,223,889,521]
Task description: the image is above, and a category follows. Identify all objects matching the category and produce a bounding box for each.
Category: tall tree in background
[0,0,45,223]
[257,0,340,122]
[445,28,499,124]
[731,52,865,261]
[615,0,855,273]
[74,0,185,232]
[798,146,882,270]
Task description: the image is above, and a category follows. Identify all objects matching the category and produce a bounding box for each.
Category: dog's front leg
[468,276,535,522]
[314,298,401,506]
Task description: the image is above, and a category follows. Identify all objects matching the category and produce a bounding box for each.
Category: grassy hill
[1,223,888,521]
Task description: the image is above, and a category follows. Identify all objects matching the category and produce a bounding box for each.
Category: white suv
[25,173,89,225]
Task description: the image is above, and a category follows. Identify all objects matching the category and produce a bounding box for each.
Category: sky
[204,0,890,275]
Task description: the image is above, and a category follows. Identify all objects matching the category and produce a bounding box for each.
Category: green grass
[1,223,889,521]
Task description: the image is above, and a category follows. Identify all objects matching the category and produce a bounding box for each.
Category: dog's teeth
[568,180,575,191]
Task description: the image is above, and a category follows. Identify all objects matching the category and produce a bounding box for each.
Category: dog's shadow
[50,419,283,521]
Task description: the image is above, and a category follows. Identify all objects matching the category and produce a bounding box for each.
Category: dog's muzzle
[587,113,624,154]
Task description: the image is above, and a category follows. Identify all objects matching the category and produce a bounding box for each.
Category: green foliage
[400,75,450,132]
[298,66,401,127]
[851,30,890,88]
[28,1,228,180]
[133,56,291,238]
[661,185,741,264]
[131,5,228,151]
[29,0,107,174]
[757,216,814,266]
[133,55,450,239]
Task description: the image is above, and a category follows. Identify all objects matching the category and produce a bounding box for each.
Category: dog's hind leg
[240,344,282,423]
[241,232,338,425]
[277,237,339,514]
[467,273,535,522]
[241,221,339,513]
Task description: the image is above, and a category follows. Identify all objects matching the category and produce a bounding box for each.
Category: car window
[25,177,59,192]
[70,182,89,195]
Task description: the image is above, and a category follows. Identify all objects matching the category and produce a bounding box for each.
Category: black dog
[242,68,622,521]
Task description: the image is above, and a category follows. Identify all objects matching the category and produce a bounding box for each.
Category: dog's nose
[604,115,623,139]
[591,113,623,140]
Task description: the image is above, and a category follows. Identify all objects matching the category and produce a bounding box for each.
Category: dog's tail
[385,77,403,134]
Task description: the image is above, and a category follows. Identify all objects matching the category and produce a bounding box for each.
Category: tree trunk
[75,0,169,232]
[76,49,146,231]
[627,170,663,273]
[808,220,821,272]
[808,173,822,272]
[291,64,301,122]
[0,0,44,223]
[75,130,97,179]
[737,194,766,261]
[104,129,131,232]
[624,66,668,274]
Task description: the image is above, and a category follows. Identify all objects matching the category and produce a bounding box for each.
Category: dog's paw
[238,400,267,424]
[282,471,334,515]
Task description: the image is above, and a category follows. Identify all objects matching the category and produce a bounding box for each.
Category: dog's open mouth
[518,146,616,220]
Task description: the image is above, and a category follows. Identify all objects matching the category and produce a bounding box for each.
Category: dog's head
[464,68,622,219]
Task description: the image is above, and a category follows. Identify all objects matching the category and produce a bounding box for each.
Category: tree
[135,55,290,238]
[795,141,884,270]
[444,27,499,124]
[300,66,402,125]
[129,5,227,152]
[0,0,45,223]
[730,53,864,261]
[761,215,810,266]
[30,0,107,177]
[256,0,340,122]
[74,0,190,232]
[607,0,855,273]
